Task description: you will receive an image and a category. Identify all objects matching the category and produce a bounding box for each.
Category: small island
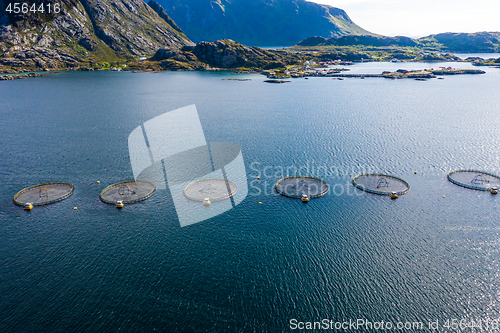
[260,62,485,81]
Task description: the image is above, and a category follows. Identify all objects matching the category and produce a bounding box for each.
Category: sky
[310,0,500,38]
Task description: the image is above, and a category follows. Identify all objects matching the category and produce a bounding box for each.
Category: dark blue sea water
[2,62,500,332]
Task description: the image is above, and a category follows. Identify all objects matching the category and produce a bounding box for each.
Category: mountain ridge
[295,32,500,53]
[153,0,373,46]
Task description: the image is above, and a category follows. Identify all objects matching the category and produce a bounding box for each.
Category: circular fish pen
[275,176,329,199]
[14,182,75,206]
[352,174,410,196]
[183,178,237,202]
[447,170,500,191]
[100,180,156,204]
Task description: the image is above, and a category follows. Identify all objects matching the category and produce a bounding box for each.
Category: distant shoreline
[1,63,491,82]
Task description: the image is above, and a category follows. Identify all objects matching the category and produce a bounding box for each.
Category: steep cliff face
[80,0,192,56]
[153,0,372,46]
[148,0,183,34]
[0,0,193,70]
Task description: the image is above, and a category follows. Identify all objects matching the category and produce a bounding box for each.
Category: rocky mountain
[153,0,372,46]
[296,32,500,53]
[0,0,193,70]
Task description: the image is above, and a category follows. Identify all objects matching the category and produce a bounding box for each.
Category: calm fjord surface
[1,63,500,332]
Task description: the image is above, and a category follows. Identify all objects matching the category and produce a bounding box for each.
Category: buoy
[259,202,262,204]
[97,181,100,184]
[74,207,78,210]
[442,195,446,198]
[414,171,417,174]
[257,176,260,179]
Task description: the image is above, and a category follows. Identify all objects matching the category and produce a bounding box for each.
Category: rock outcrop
[191,40,285,68]
[151,39,300,70]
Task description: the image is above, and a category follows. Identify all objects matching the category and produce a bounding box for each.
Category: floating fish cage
[352,174,410,196]
[100,180,156,204]
[275,176,329,199]
[183,178,237,202]
[447,170,500,191]
[13,182,75,206]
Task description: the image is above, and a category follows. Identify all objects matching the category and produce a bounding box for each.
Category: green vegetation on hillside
[419,32,500,52]
[291,32,500,54]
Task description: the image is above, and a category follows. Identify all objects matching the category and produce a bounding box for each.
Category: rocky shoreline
[0,72,49,80]
[1,32,497,81]
[0,66,488,82]
[0,41,488,83]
